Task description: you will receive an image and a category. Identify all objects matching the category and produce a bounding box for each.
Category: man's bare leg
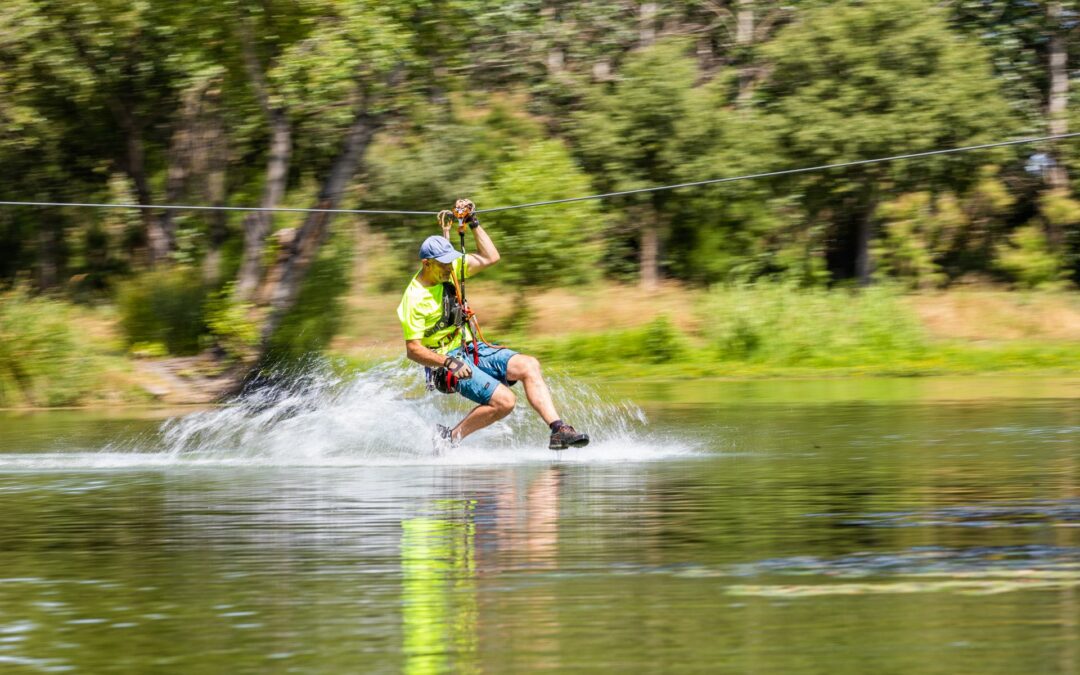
[452,385,516,441]
[506,354,559,425]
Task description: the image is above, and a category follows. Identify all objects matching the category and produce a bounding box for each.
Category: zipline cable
[0,201,437,216]
[0,132,1076,217]
[476,132,1080,213]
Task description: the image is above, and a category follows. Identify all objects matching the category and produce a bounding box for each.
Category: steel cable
[476,132,1080,213]
[0,132,1076,217]
[0,201,437,216]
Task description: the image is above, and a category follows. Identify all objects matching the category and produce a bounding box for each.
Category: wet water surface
[1,375,1078,673]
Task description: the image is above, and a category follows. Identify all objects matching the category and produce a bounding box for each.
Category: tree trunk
[203,187,228,285]
[255,108,379,353]
[1046,1,1070,248]
[541,3,565,77]
[121,114,171,266]
[36,220,61,290]
[640,220,659,290]
[637,3,660,290]
[639,3,657,48]
[736,0,755,107]
[592,59,613,82]
[237,22,293,301]
[158,85,200,259]
[237,112,291,300]
[855,199,876,286]
[202,95,229,286]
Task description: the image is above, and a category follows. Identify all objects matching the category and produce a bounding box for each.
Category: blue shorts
[446,343,518,405]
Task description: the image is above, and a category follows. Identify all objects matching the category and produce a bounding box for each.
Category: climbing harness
[426,199,499,393]
[432,355,469,394]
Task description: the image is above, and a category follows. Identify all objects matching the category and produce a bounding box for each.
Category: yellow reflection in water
[401,501,478,675]
[400,467,565,673]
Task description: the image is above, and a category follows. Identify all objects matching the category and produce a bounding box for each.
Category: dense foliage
[1,0,1079,358]
[0,288,96,405]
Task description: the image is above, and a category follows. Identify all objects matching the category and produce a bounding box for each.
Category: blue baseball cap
[418,235,463,263]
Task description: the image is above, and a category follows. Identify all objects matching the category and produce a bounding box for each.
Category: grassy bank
[335,283,1080,379]
[506,285,1080,379]
[523,337,1080,379]
[2,284,1077,408]
[0,289,152,408]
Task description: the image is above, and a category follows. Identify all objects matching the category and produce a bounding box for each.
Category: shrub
[874,192,947,289]
[0,288,93,406]
[116,267,207,355]
[204,283,258,361]
[474,139,605,288]
[995,224,1067,290]
[641,316,686,364]
[265,229,353,362]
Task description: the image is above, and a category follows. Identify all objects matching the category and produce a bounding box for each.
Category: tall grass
[0,289,94,406]
[522,283,937,375]
[701,283,928,367]
[528,316,688,365]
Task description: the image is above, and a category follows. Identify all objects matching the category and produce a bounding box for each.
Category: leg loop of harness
[431,366,458,394]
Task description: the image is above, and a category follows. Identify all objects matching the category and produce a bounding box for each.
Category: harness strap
[429,198,496,378]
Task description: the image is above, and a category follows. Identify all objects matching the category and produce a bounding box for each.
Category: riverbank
[333,283,1080,380]
[2,284,1078,407]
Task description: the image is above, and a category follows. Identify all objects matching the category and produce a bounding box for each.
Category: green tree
[476,139,604,288]
[996,223,1070,288]
[761,0,1016,284]
[875,166,1018,287]
[468,138,604,333]
[951,1,1078,186]
[572,40,698,288]
[665,73,795,284]
[361,94,544,282]
[0,0,243,281]
[2,0,194,264]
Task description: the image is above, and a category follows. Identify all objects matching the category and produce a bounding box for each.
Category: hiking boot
[432,424,457,455]
[549,424,589,450]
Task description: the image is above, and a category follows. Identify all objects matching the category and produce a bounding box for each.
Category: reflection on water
[402,511,475,674]
[0,378,1077,672]
[824,500,1080,528]
[401,467,570,674]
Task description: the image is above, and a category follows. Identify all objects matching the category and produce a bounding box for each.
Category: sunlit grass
[517,284,1080,379]
[2,283,1077,407]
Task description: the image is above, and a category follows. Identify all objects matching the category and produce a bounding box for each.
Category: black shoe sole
[549,435,590,451]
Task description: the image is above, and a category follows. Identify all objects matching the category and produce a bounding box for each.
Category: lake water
[1,370,1078,673]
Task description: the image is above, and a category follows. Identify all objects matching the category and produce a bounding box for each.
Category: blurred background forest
[2,0,1080,406]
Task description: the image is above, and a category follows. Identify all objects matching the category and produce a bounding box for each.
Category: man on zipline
[397,199,589,452]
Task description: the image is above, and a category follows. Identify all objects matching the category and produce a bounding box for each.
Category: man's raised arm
[465,217,499,274]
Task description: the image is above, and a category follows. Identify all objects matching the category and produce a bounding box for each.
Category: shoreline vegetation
[4,2,1080,409]
[3,283,1077,408]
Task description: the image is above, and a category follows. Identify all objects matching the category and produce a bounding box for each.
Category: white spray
[153,358,678,466]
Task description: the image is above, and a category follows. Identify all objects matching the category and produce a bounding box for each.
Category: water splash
[70,358,690,468]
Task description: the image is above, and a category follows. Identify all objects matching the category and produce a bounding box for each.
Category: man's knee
[489,386,516,415]
[516,354,542,379]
